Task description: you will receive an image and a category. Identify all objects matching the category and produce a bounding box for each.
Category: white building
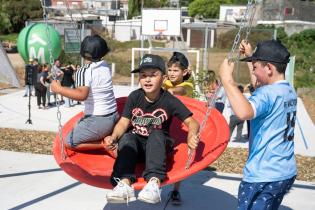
[219,5,247,23]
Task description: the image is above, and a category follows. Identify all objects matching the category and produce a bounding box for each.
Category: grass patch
[0,33,19,42]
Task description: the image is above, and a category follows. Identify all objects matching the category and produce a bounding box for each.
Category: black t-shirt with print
[122,88,192,137]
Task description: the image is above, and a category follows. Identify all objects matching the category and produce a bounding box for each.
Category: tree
[128,0,141,19]
[188,0,232,19]
[128,0,169,19]
[0,0,42,34]
[188,0,251,19]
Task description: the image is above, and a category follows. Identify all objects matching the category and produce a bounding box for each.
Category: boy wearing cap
[219,39,297,210]
[51,35,118,151]
[105,54,199,204]
[163,51,193,205]
[163,52,193,97]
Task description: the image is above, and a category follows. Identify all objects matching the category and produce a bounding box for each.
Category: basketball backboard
[141,9,181,36]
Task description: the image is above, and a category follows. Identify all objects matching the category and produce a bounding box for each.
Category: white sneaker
[106,178,136,204]
[138,177,161,204]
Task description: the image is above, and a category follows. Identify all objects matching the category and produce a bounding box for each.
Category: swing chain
[228,0,256,61]
[40,0,66,160]
[40,0,56,69]
[63,0,81,42]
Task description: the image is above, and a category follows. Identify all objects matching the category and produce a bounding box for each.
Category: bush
[217,25,315,88]
[216,28,274,49]
[283,29,315,88]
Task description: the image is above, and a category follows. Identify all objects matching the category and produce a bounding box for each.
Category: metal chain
[40,0,66,160]
[228,0,255,61]
[40,1,56,68]
[185,0,256,170]
[63,0,81,42]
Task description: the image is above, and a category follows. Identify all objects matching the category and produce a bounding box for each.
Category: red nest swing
[53,96,229,190]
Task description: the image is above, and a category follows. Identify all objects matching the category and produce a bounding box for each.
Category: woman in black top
[61,64,75,107]
[35,64,48,109]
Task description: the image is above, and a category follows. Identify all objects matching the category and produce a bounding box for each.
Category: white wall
[111,19,141,42]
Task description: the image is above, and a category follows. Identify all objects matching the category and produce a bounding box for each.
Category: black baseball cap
[80,35,110,62]
[240,40,290,64]
[169,51,189,69]
[131,54,166,74]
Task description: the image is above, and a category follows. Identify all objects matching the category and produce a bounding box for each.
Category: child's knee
[118,132,137,150]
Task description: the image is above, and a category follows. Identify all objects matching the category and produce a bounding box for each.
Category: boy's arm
[104,117,130,150]
[50,80,89,101]
[110,117,130,142]
[219,59,254,120]
[183,116,200,150]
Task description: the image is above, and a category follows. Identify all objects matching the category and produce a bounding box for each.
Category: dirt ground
[0,127,314,182]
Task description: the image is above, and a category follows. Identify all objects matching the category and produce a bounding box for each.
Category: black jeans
[110,130,172,186]
[35,84,47,107]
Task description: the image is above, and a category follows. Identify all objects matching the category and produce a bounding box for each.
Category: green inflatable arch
[17,23,61,64]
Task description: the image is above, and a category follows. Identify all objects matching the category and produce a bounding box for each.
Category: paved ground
[1,150,315,210]
[0,85,315,210]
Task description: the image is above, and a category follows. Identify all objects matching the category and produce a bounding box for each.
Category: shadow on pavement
[0,168,61,178]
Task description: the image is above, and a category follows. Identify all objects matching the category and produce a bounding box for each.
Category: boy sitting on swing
[51,35,118,151]
[163,51,193,205]
[105,54,199,204]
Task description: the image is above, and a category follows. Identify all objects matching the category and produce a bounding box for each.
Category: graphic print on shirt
[131,108,168,136]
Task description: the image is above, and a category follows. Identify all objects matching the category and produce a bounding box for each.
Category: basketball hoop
[155,29,165,36]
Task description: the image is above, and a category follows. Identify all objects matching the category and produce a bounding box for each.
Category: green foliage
[128,0,141,19]
[231,0,249,4]
[181,0,195,7]
[128,0,169,19]
[0,0,42,34]
[216,27,274,49]
[282,29,315,88]
[189,0,231,18]
[217,24,315,87]
[187,0,254,19]
[106,39,164,52]
[0,33,18,42]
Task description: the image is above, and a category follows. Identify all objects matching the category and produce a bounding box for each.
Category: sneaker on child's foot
[170,190,181,205]
[138,177,161,204]
[106,178,136,204]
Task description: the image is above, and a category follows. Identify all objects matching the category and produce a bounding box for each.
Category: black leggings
[110,130,172,186]
[35,84,47,107]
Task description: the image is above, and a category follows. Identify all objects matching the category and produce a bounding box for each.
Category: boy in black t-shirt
[105,54,199,204]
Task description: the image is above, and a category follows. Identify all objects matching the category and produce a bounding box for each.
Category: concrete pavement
[1,150,315,210]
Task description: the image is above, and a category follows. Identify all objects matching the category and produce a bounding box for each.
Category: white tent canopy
[0,44,20,88]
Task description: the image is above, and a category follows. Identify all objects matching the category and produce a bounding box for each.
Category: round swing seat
[53,96,229,190]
